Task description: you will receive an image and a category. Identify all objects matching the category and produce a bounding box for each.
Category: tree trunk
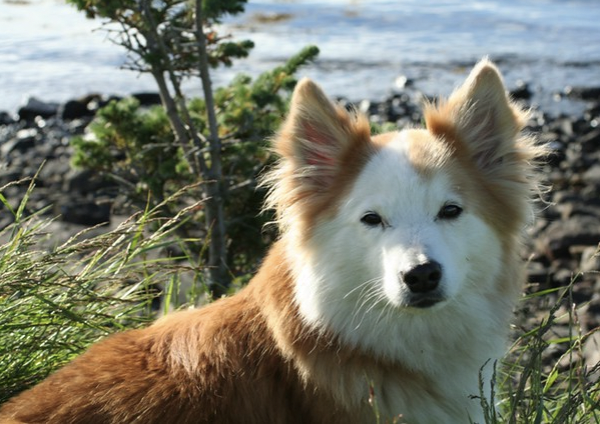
[195,0,231,297]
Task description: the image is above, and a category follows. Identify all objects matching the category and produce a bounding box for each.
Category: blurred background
[1,0,599,114]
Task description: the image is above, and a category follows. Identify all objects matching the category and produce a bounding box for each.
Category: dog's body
[0,60,542,424]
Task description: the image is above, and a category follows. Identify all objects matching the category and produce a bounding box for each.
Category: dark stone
[0,111,15,125]
[580,128,600,153]
[510,80,532,101]
[64,169,116,194]
[544,138,566,167]
[60,99,93,120]
[78,94,110,113]
[527,260,551,284]
[537,216,600,260]
[585,103,600,121]
[38,158,72,186]
[1,128,38,157]
[565,86,600,101]
[132,92,162,107]
[18,97,59,121]
[583,164,600,186]
[59,199,111,226]
[0,168,22,186]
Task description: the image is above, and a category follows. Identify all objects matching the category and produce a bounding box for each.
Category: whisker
[343,277,378,299]
[349,279,386,330]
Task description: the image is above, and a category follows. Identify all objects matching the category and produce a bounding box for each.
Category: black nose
[402,261,442,293]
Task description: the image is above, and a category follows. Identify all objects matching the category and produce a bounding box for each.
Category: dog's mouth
[407,294,445,308]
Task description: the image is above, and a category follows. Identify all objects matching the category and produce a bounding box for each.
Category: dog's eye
[438,204,463,220]
[361,212,383,227]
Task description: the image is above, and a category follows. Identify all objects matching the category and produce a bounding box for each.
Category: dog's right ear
[263,78,372,234]
[273,78,371,190]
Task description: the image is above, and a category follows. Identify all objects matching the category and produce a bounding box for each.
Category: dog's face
[264,59,539,359]
[294,127,505,338]
[335,130,503,311]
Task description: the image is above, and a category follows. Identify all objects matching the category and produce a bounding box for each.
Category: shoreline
[2,54,600,117]
[1,80,598,120]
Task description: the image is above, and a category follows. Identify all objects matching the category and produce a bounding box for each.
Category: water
[1,0,599,114]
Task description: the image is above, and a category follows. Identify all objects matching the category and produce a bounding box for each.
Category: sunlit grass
[480,257,600,423]
[0,178,208,403]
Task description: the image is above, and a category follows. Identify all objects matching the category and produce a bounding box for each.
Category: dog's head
[263,59,542,356]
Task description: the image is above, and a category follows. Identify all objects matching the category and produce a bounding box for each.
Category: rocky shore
[1,79,599,371]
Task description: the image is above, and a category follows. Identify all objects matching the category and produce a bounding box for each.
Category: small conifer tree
[67,0,318,296]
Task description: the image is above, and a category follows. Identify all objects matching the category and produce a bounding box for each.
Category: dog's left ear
[425,59,528,172]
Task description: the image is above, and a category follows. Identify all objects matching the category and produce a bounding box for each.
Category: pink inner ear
[302,121,336,168]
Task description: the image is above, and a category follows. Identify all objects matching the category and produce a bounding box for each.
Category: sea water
[1,0,599,113]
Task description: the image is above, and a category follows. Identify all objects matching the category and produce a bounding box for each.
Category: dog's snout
[402,261,442,293]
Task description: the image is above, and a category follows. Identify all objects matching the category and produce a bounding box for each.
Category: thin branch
[137,0,204,177]
[140,0,207,176]
[195,1,221,163]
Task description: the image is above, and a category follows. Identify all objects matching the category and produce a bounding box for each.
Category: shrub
[71,45,319,280]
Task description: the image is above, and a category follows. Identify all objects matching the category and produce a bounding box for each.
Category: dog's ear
[425,59,528,172]
[263,78,372,233]
[273,78,371,189]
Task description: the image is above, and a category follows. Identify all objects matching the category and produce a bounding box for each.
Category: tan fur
[423,59,545,297]
[0,244,362,424]
[424,59,543,237]
[261,78,375,242]
[0,60,544,424]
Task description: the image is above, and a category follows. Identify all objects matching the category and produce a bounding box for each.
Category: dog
[0,59,543,424]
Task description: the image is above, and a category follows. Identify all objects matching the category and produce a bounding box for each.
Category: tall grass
[480,261,600,423]
[0,178,207,403]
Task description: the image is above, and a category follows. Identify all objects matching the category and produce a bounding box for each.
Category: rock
[60,99,93,121]
[59,199,111,226]
[583,164,600,186]
[358,99,372,114]
[0,168,22,186]
[0,111,15,125]
[580,246,600,273]
[580,128,600,153]
[582,332,600,381]
[38,158,72,186]
[1,128,38,158]
[132,92,162,107]
[565,86,600,101]
[18,97,59,121]
[526,260,551,284]
[510,80,532,101]
[64,169,115,195]
[537,216,600,260]
[394,75,414,90]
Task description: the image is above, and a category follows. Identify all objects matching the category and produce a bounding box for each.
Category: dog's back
[0,245,364,424]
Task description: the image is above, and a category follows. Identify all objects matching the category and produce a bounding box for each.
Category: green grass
[0,178,208,403]
[1,180,599,422]
[480,264,600,423]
